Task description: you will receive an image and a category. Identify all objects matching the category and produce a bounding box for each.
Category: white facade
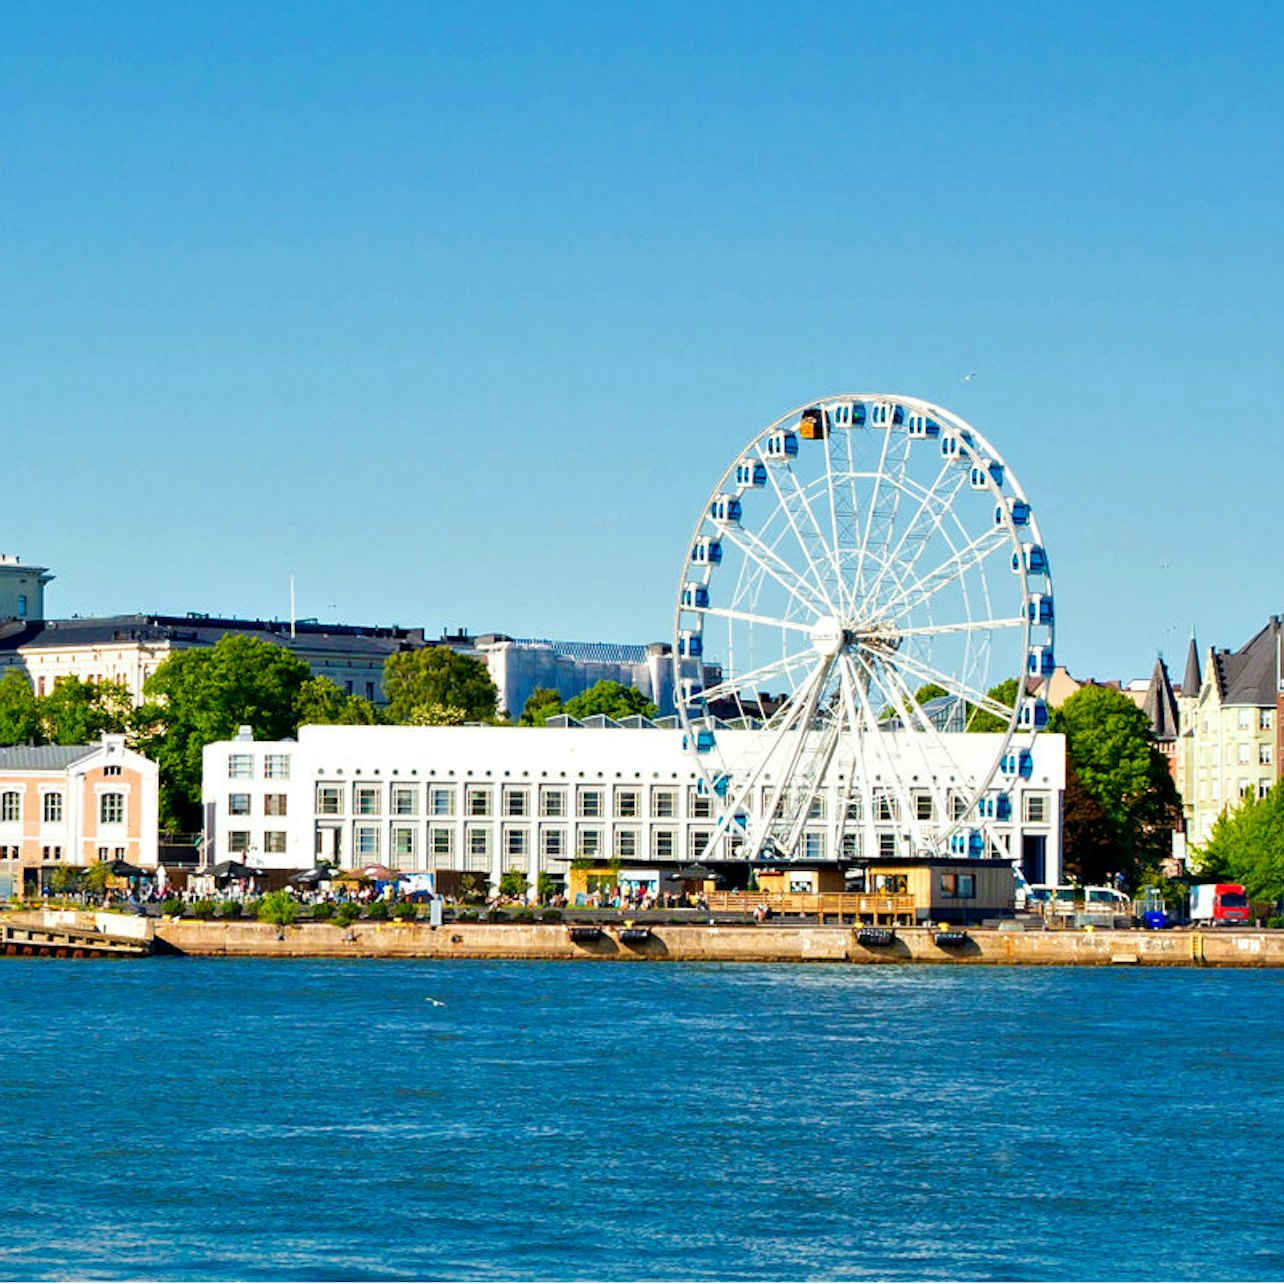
[201,724,1065,890]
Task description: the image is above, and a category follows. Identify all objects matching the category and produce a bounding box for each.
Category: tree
[382,647,499,724]
[1196,782,1284,902]
[257,889,299,927]
[914,683,950,704]
[499,869,528,899]
[1049,685,1180,889]
[1059,763,1116,885]
[520,687,564,726]
[136,635,313,829]
[0,670,43,745]
[295,676,382,726]
[563,680,657,721]
[966,678,1021,733]
[39,675,132,745]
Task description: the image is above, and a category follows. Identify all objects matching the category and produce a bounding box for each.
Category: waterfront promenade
[147,916,1284,966]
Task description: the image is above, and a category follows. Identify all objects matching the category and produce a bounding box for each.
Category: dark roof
[1218,615,1284,706]
[0,614,427,660]
[1142,656,1180,741]
[0,744,97,770]
[1182,635,1201,700]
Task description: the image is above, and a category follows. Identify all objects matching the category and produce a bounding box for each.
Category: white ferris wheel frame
[673,392,1055,865]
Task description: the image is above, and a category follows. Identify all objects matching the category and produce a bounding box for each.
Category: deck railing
[704,891,917,924]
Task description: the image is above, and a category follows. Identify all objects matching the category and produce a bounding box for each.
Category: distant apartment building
[1177,618,1283,847]
[0,557,688,716]
[0,734,159,896]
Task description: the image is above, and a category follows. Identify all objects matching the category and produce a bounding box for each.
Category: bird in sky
[960,373,976,383]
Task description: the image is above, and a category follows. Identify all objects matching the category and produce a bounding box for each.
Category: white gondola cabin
[691,537,722,566]
[709,495,742,525]
[764,430,798,460]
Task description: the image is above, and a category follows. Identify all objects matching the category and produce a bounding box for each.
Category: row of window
[306,782,1052,825]
[1201,743,1274,766]
[228,793,288,817]
[0,791,126,825]
[1196,778,1275,803]
[1201,709,1276,733]
[226,754,291,781]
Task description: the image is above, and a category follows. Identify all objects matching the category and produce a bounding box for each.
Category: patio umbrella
[671,864,723,883]
[360,864,403,882]
[288,866,335,886]
[204,860,260,880]
[104,859,147,878]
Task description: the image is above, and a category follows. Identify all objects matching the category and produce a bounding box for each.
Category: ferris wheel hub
[810,615,846,656]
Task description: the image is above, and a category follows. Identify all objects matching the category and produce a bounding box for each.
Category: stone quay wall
[151,919,1284,967]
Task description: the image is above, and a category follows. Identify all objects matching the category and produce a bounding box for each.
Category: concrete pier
[148,918,1284,967]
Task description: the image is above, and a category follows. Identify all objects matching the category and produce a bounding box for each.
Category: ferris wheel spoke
[694,647,819,707]
[851,412,897,605]
[842,653,920,835]
[876,525,1009,621]
[894,616,1025,638]
[867,645,1015,726]
[861,462,969,610]
[779,702,846,856]
[694,604,813,636]
[715,523,831,619]
[757,454,840,612]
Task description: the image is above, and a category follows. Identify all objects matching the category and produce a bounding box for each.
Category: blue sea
[0,959,1280,1281]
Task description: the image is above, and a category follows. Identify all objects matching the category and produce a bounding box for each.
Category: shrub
[364,900,389,921]
[217,899,242,919]
[456,908,478,922]
[334,903,359,928]
[486,908,508,923]
[257,890,298,927]
[540,908,563,923]
[311,902,335,921]
[160,897,183,917]
[391,902,417,921]
[190,899,216,920]
[241,898,261,920]
[1267,916,1284,929]
[512,908,535,923]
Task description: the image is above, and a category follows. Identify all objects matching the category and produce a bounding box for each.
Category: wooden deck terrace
[704,891,917,924]
[0,917,153,959]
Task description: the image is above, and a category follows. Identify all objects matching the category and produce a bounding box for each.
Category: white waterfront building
[201,723,1064,891]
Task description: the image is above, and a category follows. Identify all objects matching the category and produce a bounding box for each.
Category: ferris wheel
[673,393,1054,865]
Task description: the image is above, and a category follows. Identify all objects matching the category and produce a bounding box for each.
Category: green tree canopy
[382,647,499,724]
[965,678,1021,733]
[0,670,43,745]
[137,635,313,829]
[520,687,565,726]
[39,675,132,745]
[1195,782,1284,902]
[1049,684,1180,889]
[563,680,657,721]
[295,676,382,726]
[914,683,950,704]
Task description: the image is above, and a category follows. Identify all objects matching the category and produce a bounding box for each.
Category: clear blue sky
[3,1,1280,684]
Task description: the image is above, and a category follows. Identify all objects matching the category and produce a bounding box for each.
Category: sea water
[0,958,1279,1281]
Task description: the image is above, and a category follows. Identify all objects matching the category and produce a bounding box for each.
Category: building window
[652,829,676,859]
[689,829,712,859]
[875,872,907,894]
[878,832,897,859]
[615,828,639,858]
[1238,743,1251,765]
[1262,709,1276,731]
[465,826,491,871]
[99,792,125,825]
[652,788,677,819]
[540,788,566,818]
[264,754,290,780]
[840,832,859,860]
[42,845,62,862]
[614,788,640,818]
[264,794,288,817]
[578,788,603,819]
[42,793,63,824]
[914,792,934,821]
[365,681,375,701]
[1240,779,1252,799]
[1260,744,1273,766]
[1239,709,1253,730]
[354,785,381,816]
[103,765,122,778]
[264,831,287,854]
[391,826,417,862]
[504,787,529,818]
[391,785,418,816]
[228,755,253,780]
[541,828,565,859]
[503,828,529,871]
[316,785,343,815]
[429,787,455,817]
[803,830,825,859]
[1023,793,1048,824]
[941,872,976,899]
[689,790,713,819]
[807,795,825,820]
[466,786,492,818]
[354,825,380,857]
[875,792,896,822]
[429,827,454,861]
[577,826,602,858]
[228,793,252,816]
[948,793,967,821]
[228,831,251,853]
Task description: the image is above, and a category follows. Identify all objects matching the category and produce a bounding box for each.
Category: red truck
[1189,883,1251,925]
